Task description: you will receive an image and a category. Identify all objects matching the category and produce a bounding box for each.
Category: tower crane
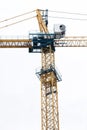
[0,9,87,130]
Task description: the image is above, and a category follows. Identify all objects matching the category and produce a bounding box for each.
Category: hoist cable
[49,16,87,21]
[0,10,35,23]
[49,10,87,16]
[0,16,36,29]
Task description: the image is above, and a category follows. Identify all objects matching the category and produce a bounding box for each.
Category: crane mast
[40,46,59,130]
[35,9,61,130]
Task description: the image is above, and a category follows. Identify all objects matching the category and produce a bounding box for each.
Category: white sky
[0,0,87,130]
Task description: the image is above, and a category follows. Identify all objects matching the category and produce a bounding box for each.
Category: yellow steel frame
[40,46,59,130]
[35,9,60,130]
[36,9,49,33]
[0,39,32,48]
[0,37,87,48]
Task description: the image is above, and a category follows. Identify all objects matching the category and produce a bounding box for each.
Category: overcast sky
[0,0,87,130]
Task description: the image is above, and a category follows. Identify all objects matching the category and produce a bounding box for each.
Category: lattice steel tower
[29,9,64,130]
[40,46,60,130]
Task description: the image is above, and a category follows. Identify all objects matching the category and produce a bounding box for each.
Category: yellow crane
[0,9,87,130]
